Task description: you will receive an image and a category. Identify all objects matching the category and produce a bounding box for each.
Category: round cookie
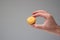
[27,16,36,25]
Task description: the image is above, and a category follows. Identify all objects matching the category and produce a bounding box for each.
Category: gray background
[0,0,60,40]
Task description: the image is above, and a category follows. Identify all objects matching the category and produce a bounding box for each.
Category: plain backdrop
[0,0,60,40]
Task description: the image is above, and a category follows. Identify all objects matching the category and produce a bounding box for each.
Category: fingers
[32,10,49,19]
[32,13,47,19]
[32,24,43,29]
[32,10,48,15]
[31,10,52,30]
[31,10,47,29]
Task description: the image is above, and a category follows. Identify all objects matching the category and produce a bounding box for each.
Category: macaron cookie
[27,16,36,25]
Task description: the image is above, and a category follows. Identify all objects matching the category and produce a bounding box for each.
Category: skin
[31,10,60,35]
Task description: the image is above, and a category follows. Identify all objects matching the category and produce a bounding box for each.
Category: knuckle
[38,10,45,12]
[47,14,52,18]
[40,10,45,11]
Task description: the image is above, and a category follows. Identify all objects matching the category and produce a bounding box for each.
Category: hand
[32,10,59,35]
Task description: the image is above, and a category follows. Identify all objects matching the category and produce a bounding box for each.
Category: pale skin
[31,10,60,35]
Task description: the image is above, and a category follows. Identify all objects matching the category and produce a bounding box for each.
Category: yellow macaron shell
[27,16,36,25]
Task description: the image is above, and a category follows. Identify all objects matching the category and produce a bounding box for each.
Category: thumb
[32,24,44,29]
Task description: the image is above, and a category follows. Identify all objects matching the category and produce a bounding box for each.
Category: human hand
[32,10,58,34]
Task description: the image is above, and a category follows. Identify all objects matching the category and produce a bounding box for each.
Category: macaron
[27,16,36,25]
